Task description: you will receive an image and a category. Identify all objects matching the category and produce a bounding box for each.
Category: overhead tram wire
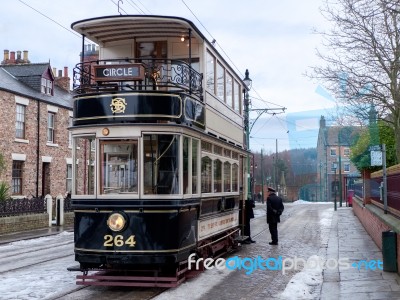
[18,0,81,38]
[125,0,147,14]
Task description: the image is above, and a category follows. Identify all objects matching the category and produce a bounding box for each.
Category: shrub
[0,182,10,201]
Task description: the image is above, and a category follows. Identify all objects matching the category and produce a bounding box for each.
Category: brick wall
[0,90,72,198]
[353,198,400,272]
[0,214,49,235]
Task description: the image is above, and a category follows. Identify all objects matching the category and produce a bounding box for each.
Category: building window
[12,161,23,195]
[330,148,337,156]
[47,112,55,143]
[344,163,350,172]
[15,104,26,139]
[41,78,53,95]
[66,164,72,193]
[68,117,73,147]
[343,148,350,156]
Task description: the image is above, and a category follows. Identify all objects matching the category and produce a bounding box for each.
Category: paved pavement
[1,207,400,299]
[0,225,73,245]
[321,207,400,299]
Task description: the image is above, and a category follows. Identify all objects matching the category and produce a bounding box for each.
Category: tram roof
[71,15,206,46]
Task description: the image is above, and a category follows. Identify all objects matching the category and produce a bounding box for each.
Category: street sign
[369,145,382,151]
[371,150,383,166]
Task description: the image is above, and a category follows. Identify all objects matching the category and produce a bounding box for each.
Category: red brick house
[0,50,73,198]
[317,116,361,203]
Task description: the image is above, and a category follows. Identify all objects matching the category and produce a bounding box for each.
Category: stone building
[0,49,73,198]
[316,116,361,204]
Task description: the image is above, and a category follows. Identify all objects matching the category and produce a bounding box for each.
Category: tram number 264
[103,234,136,247]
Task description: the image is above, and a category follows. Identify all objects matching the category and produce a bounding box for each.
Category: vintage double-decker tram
[68,15,250,286]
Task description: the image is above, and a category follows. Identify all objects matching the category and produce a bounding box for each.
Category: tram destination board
[94,64,145,81]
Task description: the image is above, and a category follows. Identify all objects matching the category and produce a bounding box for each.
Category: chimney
[10,51,15,64]
[54,66,71,91]
[53,68,57,76]
[23,50,30,63]
[2,50,9,64]
[16,50,23,64]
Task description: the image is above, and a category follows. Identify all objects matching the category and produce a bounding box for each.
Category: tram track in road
[0,244,74,274]
[49,284,168,300]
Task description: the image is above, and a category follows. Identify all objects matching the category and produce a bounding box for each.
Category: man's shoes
[243,239,256,244]
[269,241,278,245]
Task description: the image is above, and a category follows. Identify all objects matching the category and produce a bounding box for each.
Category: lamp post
[243,69,252,201]
[333,162,338,211]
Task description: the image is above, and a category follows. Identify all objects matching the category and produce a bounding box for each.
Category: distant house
[0,49,73,198]
[316,116,361,204]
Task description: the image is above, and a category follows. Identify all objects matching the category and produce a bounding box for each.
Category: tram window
[233,80,240,113]
[232,163,239,192]
[183,137,189,194]
[73,136,96,195]
[224,161,231,192]
[143,134,180,195]
[100,140,138,194]
[216,62,225,102]
[214,159,222,192]
[226,73,233,108]
[206,51,215,93]
[192,139,199,194]
[201,156,212,193]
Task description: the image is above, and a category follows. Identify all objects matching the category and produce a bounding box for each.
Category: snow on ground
[0,201,334,299]
[279,255,324,300]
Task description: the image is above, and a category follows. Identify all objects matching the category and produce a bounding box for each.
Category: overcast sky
[2,0,336,153]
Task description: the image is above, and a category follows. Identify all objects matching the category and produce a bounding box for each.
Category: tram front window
[100,140,138,194]
[143,134,180,195]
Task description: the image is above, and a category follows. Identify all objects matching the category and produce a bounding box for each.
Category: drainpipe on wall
[36,101,40,197]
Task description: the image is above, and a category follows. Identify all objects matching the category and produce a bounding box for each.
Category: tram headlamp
[107,213,126,232]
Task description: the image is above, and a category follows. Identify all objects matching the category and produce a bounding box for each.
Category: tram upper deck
[71,15,246,149]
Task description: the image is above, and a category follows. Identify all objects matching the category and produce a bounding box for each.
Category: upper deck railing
[73,58,203,101]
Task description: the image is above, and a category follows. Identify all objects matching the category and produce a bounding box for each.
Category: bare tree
[310,0,400,161]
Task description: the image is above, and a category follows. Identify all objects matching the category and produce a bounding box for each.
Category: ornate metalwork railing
[0,197,46,217]
[73,58,203,100]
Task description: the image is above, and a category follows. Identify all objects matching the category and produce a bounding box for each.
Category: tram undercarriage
[68,229,241,287]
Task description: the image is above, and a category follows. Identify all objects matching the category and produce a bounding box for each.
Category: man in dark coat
[243,197,256,244]
[266,187,284,245]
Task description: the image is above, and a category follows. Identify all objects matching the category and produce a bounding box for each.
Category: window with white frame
[15,104,26,139]
[344,163,350,172]
[41,78,53,95]
[343,148,350,156]
[68,116,73,147]
[47,112,55,143]
[330,148,337,156]
[66,164,72,193]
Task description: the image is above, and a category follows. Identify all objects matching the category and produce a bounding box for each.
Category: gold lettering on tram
[110,97,127,113]
[104,234,137,247]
